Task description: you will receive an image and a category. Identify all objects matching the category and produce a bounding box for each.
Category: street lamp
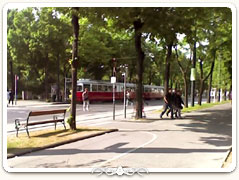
[111,58,117,120]
[122,64,128,119]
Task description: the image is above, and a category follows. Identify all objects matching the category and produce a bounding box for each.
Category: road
[6,103,232,170]
[6,100,164,133]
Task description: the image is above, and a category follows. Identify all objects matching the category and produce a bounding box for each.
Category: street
[6,100,164,134]
[6,101,232,170]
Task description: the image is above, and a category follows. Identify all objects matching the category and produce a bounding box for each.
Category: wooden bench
[15,109,67,137]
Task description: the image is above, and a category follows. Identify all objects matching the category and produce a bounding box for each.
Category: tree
[174,44,191,107]
[69,7,79,130]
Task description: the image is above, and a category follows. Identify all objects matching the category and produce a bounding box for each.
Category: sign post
[123,65,128,119]
[111,76,116,120]
[190,67,196,106]
[15,75,19,105]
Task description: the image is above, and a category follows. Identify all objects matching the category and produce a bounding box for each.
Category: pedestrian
[174,90,184,118]
[82,88,89,111]
[160,88,174,119]
[126,90,133,106]
[9,89,14,105]
[7,89,10,106]
[166,90,184,118]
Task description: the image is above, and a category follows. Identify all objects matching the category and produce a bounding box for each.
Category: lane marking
[93,131,157,168]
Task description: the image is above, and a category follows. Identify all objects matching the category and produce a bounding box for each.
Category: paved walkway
[6,103,233,171]
[7,100,65,107]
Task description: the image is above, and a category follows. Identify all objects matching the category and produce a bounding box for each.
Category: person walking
[166,90,184,118]
[126,90,133,106]
[9,89,14,105]
[82,88,89,111]
[174,90,184,118]
[160,88,174,119]
[7,89,10,106]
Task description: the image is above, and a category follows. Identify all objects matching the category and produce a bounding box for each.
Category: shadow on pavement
[19,146,229,157]
[177,107,232,147]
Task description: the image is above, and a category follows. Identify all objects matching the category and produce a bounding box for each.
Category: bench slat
[29,109,66,116]
[27,119,64,126]
[15,109,67,137]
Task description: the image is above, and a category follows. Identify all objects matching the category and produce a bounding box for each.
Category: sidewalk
[7,103,233,170]
[7,99,67,107]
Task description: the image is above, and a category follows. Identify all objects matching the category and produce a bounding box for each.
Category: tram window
[108,86,113,92]
[145,88,151,92]
[98,85,103,91]
[152,88,157,93]
[77,85,83,92]
[92,85,98,91]
[103,85,108,92]
[83,84,91,91]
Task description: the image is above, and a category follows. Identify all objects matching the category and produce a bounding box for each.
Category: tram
[75,79,164,102]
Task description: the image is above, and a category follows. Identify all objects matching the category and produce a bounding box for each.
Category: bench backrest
[29,109,66,116]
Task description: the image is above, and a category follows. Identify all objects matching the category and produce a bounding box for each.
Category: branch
[203,50,217,82]
[174,45,185,75]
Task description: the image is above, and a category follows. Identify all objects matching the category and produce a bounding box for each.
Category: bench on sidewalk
[15,109,67,137]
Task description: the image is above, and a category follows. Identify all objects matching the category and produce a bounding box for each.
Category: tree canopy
[7,7,232,111]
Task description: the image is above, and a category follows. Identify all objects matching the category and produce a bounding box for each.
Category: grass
[154,100,230,113]
[182,100,230,113]
[7,126,113,157]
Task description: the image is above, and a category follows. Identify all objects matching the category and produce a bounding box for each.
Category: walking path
[5,103,233,171]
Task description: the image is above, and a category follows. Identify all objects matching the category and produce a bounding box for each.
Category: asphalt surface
[5,101,233,171]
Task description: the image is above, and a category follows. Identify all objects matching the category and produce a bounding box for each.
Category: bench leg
[62,121,66,130]
[26,127,30,138]
[55,122,57,130]
[16,127,19,137]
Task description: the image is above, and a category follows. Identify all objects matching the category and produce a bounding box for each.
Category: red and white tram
[75,79,164,102]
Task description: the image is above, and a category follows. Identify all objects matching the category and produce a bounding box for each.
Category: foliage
[7,7,232,103]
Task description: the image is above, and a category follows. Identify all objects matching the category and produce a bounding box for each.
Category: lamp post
[15,75,19,105]
[122,64,128,119]
[112,58,116,120]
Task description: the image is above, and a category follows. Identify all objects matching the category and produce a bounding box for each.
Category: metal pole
[15,75,17,105]
[113,83,115,120]
[64,77,67,102]
[123,73,126,119]
[191,41,196,107]
[123,65,128,119]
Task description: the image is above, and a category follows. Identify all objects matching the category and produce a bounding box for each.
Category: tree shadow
[177,107,232,147]
[23,145,228,157]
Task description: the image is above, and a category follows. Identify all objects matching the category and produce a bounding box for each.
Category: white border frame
[2,2,236,173]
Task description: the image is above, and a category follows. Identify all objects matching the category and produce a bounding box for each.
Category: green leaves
[7,7,232,97]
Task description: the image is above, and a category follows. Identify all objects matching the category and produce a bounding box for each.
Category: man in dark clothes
[9,90,14,105]
[160,88,174,119]
[167,90,184,118]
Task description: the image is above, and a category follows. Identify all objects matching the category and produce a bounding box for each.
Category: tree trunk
[207,50,216,103]
[218,88,221,102]
[9,61,14,94]
[207,72,213,103]
[198,80,204,105]
[223,89,227,101]
[183,75,189,108]
[174,45,189,107]
[44,53,49,100]
[70,8,79,130]
[57,53,60,102]
[133,19,144,119]
[164,43,173,94]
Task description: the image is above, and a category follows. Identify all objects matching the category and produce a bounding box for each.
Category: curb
[7,128,118,159]
[7,102,69,108]
[221,147,232,168]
